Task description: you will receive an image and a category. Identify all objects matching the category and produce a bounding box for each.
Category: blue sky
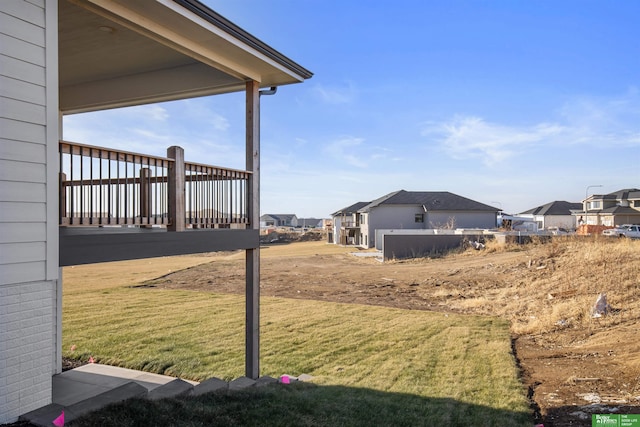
[63,0,640,217]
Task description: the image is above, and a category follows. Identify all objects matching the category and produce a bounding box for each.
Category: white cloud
[322,137,402,169]
[140,105,169,121]
[423,92,640,166]
[422,116,563,166]
[62,98,242,167]
[209,112,230,131]
[324,136,367,168]
[131,128,172,142]
[312,82,355,104]
[557,92,640,147]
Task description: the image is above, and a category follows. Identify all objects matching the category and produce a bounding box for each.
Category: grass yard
[63,252,531,426]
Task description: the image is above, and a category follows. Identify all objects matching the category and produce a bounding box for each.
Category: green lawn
[63,260,531,426]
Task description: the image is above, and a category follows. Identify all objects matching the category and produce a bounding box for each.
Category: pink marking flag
[280,375,290,384]
[52,410,64,426]
[88,356,94,363]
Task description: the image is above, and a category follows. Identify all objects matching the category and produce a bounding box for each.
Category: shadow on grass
[70,381,532,427]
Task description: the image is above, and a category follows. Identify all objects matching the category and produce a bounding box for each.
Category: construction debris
[591,293,611,318]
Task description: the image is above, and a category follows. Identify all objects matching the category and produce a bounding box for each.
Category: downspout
[259,86,277,96]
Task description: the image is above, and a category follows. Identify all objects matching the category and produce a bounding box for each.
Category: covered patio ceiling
[59,0,312,114]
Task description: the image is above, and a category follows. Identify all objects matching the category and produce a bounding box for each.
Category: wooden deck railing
[59,141,250,229]
[184,160,250,228]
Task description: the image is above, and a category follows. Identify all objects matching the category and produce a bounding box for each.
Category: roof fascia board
[158,0,299,81]
[172,0,313,80]
[72,0,262,82]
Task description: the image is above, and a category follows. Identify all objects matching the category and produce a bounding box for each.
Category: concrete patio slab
[51,364,198,407]
[19,363,311,425]
[20,364,200,426]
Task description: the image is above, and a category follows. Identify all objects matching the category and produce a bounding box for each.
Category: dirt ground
[142,239,640,427]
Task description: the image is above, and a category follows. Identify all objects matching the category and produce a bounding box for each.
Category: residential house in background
[330,201,370,245]
[260,214,298,228]
[340,190,499,248]
[0,0,310,423]
[518,201,582,231]
[581,188,640,227]
[297,217,323,228]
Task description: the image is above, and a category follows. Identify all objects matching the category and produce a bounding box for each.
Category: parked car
[602,224,640,238]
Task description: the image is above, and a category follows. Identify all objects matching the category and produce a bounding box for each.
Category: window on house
[415,213,424,223]
[589,201,601,210]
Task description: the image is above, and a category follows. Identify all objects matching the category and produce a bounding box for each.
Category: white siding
[0,0,58,422]
[0,138,47,163]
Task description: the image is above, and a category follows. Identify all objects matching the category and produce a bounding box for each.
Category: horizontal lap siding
[0,1,55,423]
[0,0,47,272]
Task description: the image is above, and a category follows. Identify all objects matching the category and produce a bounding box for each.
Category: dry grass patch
[260,240,356,258]
[63,255,215,293]
[445,237,640,335]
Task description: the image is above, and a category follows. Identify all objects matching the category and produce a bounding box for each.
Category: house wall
[0,0,60,422]
[426,211,495,230]
[361,206,495,248]
[600,214,640,227]
[361,205,425,247]
[535,215,576,230]
[261,215,297,227]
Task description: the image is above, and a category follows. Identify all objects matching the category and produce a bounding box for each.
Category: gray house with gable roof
[260,214,298,228]
[349,190,499,248]
[518,200,582,231]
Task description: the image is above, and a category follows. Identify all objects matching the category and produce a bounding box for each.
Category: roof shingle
[359,190,498,212]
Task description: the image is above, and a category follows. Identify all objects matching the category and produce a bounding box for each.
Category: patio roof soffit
[60,0,312,113]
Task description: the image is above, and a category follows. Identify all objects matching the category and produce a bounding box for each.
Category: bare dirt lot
[144,238,640,427]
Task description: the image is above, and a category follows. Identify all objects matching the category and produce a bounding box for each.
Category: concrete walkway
[53,363,200,406]
[20,364,310,426]
[19,364,199,426]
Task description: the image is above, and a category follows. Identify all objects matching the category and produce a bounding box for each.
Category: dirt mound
[260,229,326,243]
[144,238,640,426]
